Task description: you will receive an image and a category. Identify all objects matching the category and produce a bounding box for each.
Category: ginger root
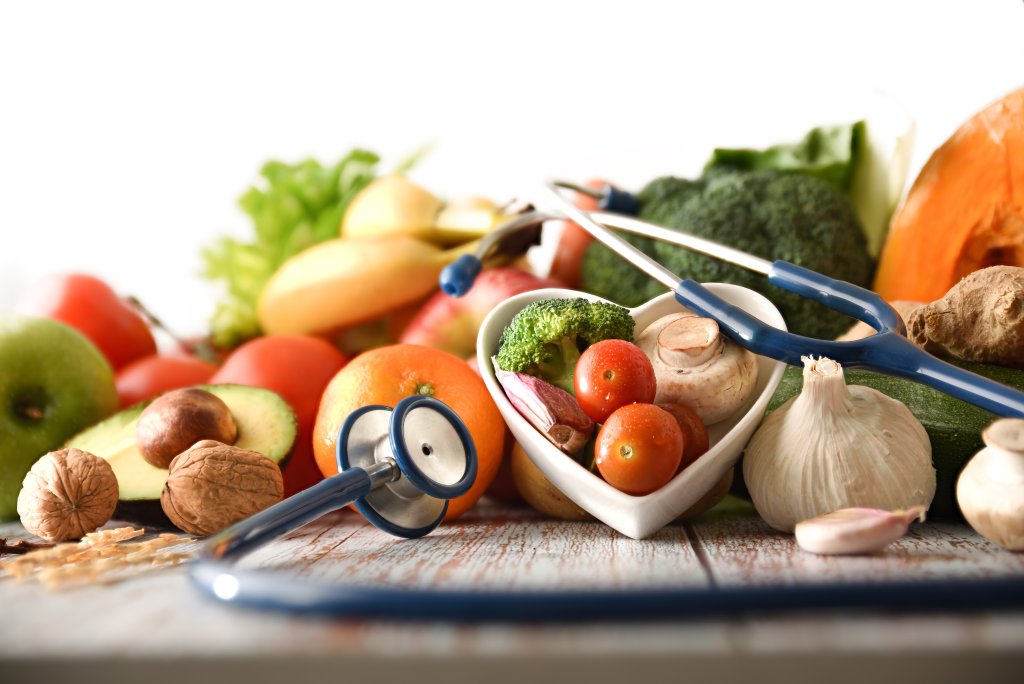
[907,266,1024,368]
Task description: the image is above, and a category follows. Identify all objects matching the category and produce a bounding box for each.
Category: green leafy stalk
[704,121,866,192]
[201,150,381,347]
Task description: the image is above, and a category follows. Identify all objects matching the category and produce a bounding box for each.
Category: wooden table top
[3,502,1024,682]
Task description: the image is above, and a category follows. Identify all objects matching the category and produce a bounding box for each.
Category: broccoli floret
[580,170,874,340]
[495,298,634,394]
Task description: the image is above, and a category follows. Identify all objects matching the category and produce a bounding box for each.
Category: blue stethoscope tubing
[191,562,1024,621]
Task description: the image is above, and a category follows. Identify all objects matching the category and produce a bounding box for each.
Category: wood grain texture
[1,504,1023,661]
[688,513,1024,587]
[241,508,708,590]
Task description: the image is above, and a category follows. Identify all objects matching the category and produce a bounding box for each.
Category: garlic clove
[495,366,593,455]
[794,505,927,555]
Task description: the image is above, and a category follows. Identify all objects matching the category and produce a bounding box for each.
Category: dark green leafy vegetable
[705,121,866,192]
[202,151,380,347]
[580,170,874,339]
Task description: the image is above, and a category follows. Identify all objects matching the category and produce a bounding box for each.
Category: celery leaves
[201,150,380,347]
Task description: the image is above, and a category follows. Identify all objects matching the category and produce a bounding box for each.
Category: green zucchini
[759,361,1024,520]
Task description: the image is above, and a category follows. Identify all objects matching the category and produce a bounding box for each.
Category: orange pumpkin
[873,88,1024,302]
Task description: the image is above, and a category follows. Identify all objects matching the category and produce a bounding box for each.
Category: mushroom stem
[656,315,723,368]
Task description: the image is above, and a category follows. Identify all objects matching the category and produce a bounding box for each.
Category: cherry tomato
[574,339,656,424]
[595,404,683,495]
[15,273,156,369]
[657,402,710,471]
[115,355,219,408]
[211,335,348,496]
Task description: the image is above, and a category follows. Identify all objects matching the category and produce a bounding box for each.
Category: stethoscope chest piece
[338,395,477,538]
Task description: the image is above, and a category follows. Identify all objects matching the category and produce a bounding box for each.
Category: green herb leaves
[201,150,380,347]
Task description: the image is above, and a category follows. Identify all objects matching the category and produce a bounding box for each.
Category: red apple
[15,273,157,370]
[400,267,561,357]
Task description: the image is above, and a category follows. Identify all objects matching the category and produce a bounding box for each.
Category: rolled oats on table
[1,527,195,590]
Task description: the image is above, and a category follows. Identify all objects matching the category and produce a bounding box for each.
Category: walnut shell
[160,440,283,536]
[17,448,119,542]
[136,388,238,468]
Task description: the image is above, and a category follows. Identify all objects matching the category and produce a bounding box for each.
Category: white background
[1,0,1022,335]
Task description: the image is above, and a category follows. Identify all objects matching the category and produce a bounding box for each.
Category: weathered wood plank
[241,508,708,590]
[688,513,1024,586]
[2,507,1023,660]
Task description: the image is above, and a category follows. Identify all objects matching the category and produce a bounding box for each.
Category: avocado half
[66,384,297,524]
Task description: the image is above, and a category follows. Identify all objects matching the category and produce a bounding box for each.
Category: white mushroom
[636,312,758,425]
[957,418,1024,551]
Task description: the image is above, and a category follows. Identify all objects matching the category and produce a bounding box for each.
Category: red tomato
[548,179,606,288]
[211,335,348,496]
[15,273,156,369]
[115,355,220,408]
[595,404,683,496]
[657,402,710,471]
[574,339,656,424]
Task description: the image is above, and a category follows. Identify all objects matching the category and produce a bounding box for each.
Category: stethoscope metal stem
[587,211,773,276]
[538,185,682,291]
[365,458,400,487]
[538,184,774,278]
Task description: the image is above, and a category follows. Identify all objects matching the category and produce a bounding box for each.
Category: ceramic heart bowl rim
[477,285,787,539]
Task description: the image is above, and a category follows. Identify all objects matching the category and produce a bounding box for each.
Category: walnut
[136,388,238,468]
[17,449,119,542]
[160,440,283,536]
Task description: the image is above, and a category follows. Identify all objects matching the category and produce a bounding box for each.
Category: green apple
[0,314,118,520]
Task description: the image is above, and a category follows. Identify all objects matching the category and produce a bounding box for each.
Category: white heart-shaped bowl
[478,285,787,539]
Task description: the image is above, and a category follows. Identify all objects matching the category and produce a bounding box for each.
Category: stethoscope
[190,181,1024,619]
[444,182,1024,418]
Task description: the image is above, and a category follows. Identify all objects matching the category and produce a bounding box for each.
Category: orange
[313,344,505,521]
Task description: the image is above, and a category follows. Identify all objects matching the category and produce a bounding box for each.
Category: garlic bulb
[636,312,758,425]
[956,418,1024,551]
[743,356,935,533]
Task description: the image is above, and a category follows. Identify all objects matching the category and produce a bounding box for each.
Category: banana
[258,235,477,336]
